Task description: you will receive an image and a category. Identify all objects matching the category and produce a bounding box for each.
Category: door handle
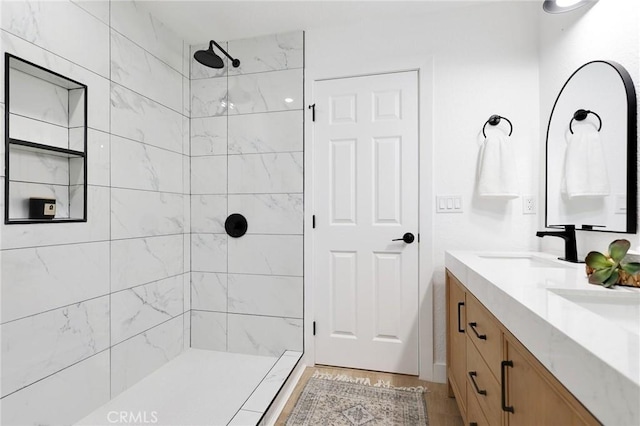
[468,322,487,340]
[457,302,465,333]
[468,371,487,395]
[501,360,515,413]
[392,232,415,244]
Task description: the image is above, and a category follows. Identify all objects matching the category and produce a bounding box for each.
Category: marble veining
[228,110,303,154]
[228,274,303,318]
[228,314,303,356]
[111,135,183,193]
[191,116,227,156]
[110,188,184,239]
[1,185,110,250]
[9,148,70,186]
[228,31,304,75]
[9,69,69,128]
[110,0,184,74]
[110,83,183,154]
[110,275,184,345]
[190,156,227,195]
[190,194,227,233]
[1,0,110,78]
[1,351,110,426]
[110,30,182,113]
[70,0,110,24]
[228,193,303,235]
[110,235,184,292]
[1,31,111,132]
[228,234,303,276]
[1,296,110,398]
[190,77,228,118]
[228,152,303,194]
[1,241,110,323]
[228,69,303,115]
[191,272,228,312]
[190,233,228,273]
[111,315,183,397]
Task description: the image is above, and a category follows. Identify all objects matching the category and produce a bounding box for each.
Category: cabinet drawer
[466,293,502,381]
[466,380,490,426]
[467,335,502,426]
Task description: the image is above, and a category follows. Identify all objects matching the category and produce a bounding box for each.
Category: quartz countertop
[445,251,640,426]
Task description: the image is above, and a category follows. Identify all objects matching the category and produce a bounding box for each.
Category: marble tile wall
[0,1,190,424]
[190,31,304,357]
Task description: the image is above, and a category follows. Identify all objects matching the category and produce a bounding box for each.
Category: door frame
[304,56,439,382]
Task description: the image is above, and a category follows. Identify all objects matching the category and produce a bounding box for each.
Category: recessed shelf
[6,218,86,225]
[9,138,85,158]
[5,53,88,224]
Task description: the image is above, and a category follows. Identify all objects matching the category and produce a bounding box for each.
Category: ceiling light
[284,98,294,103]
[543,0,597,13]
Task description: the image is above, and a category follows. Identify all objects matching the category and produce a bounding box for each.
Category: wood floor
[275,365,464,425]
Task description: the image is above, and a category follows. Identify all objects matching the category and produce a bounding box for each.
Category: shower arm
[210,40,237,63]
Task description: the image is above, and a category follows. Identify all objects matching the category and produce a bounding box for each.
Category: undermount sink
[478,254,572,269]
[548,288,640,336]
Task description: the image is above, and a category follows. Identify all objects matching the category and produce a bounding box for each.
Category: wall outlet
[523,196,536,215]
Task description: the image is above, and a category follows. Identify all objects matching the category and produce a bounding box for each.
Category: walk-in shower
[194,39,241,68]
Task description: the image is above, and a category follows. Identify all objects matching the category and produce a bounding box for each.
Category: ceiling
[142,0,533,44]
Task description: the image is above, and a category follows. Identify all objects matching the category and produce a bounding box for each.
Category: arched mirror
[545,60,637,233]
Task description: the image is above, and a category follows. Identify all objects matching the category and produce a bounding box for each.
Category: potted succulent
[585,239,640,288]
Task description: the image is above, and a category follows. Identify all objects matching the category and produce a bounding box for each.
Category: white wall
[538,0,640,257]
[304,1,541,380]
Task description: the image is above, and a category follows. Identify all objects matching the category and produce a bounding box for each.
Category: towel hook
[482,115,513,138]
[569,109,602,134]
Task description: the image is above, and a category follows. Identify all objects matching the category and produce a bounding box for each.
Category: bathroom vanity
[446,251,640,426]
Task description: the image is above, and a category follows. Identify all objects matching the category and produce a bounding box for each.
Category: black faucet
[536,224,582,263]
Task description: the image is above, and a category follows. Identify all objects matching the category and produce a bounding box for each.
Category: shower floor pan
[76,349,302,426]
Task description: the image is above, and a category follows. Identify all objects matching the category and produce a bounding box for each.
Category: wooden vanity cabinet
[446,273,467,411]
[446,270,600,426]
[504,334,599,426]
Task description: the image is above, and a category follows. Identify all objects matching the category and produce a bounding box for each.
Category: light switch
[436,196,463,213]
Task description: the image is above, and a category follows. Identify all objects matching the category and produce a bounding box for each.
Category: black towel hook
[482,115,513,138]
[569,109,602,134]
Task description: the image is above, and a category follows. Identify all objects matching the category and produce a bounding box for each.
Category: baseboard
[432,362,447,384]
[261,359,307,425]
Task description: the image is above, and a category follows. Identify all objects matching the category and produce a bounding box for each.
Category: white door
[313,71,419,375]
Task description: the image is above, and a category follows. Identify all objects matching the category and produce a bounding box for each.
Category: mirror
[545,60,637,233]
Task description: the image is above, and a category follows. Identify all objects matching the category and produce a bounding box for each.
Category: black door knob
[392,232,415,244]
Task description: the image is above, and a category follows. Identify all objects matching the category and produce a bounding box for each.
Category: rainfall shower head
[194,40,240,69]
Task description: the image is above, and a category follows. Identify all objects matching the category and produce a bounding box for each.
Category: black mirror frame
[544,60,637,234]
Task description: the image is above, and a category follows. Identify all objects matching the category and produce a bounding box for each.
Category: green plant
[585,239,640,288]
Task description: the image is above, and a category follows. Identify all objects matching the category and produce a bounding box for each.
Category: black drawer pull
[469,322,487,340]
[470,423,478,426]
[468,371,487,395]
[457,302,465,333]
[501,360,515,413]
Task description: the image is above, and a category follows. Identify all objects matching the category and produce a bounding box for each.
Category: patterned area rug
[285,372,429,425]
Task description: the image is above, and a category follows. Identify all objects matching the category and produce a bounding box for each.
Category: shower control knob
[392,233,415,244]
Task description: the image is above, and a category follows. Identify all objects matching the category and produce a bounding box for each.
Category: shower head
[194,40,240,69]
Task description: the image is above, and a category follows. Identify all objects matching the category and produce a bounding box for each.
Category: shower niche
[4,53,87,224]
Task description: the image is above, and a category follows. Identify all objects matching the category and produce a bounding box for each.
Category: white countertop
[445,251,640,426]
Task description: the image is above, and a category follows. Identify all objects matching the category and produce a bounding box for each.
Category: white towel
[562,130,610,198]
[477,134,519,198]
